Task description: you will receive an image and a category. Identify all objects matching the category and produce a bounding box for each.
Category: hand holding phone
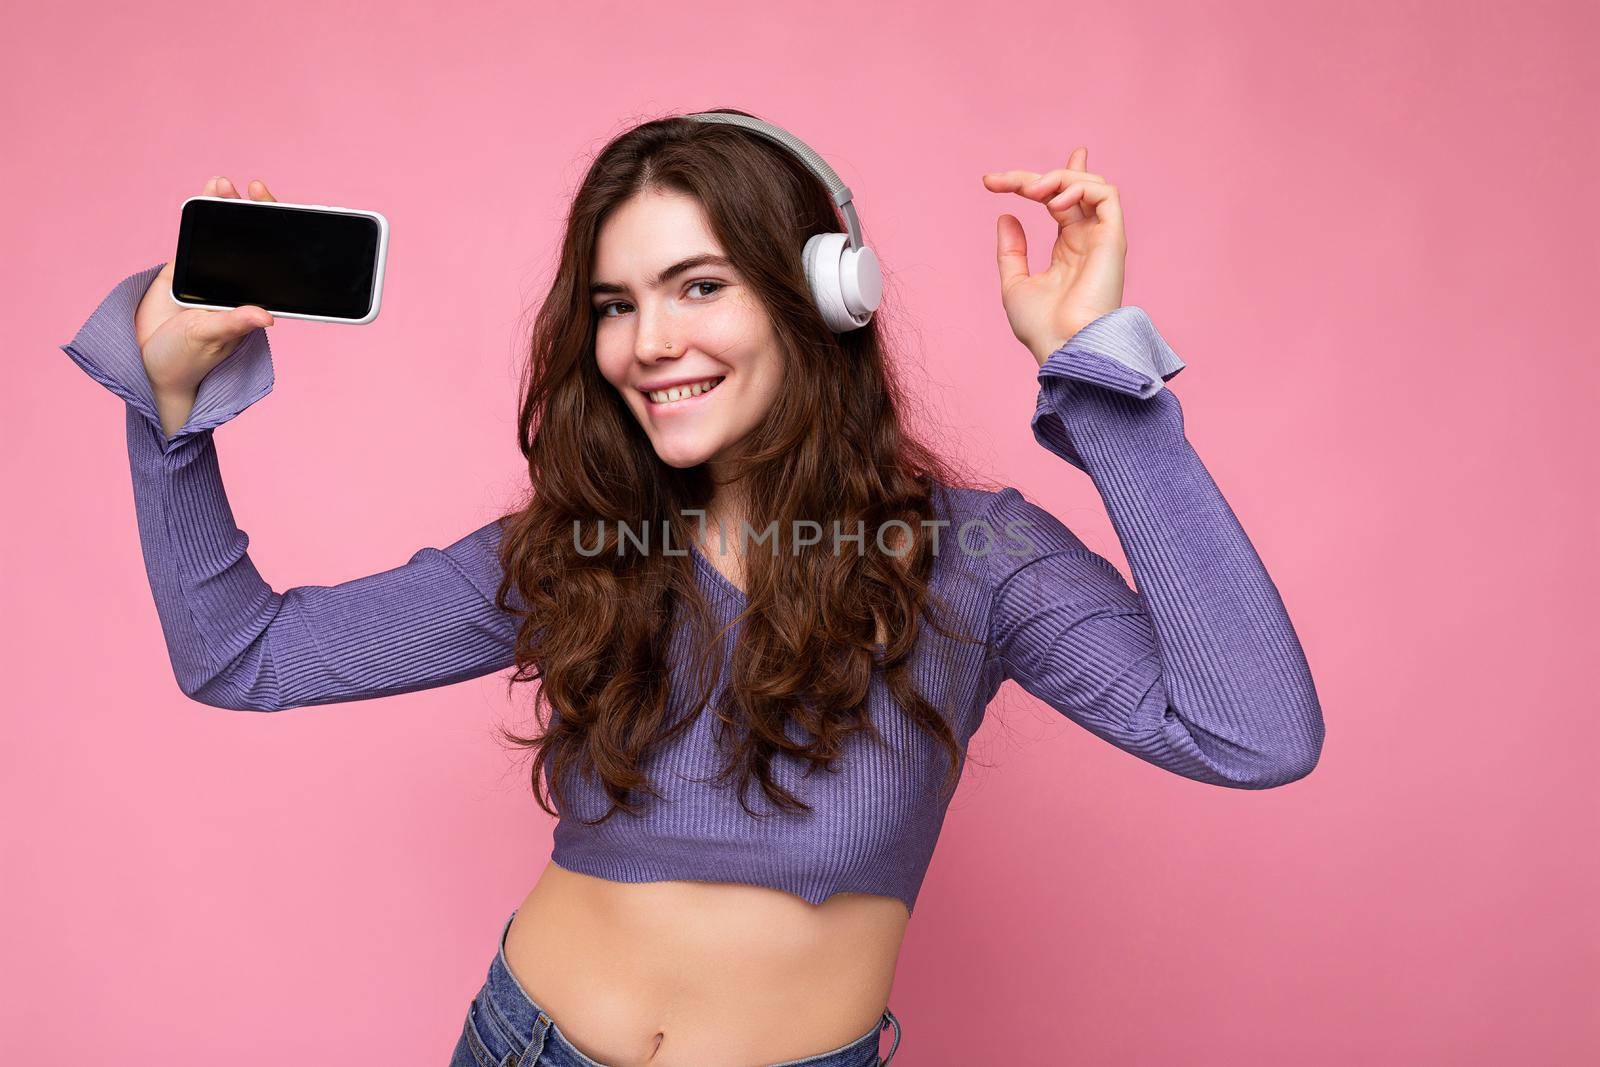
[170,183,388,325]
[136,177,280,438]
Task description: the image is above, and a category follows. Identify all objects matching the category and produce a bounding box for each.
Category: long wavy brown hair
[489,107,985,826]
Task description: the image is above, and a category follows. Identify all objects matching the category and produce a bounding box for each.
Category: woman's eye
[595,280,725,320]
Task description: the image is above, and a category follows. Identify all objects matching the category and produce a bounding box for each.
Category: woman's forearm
[1034,315,1323,785]
[987,307,1323,789]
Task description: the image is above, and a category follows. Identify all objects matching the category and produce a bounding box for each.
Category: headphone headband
[682,112,868,253]
[681,111,882,332]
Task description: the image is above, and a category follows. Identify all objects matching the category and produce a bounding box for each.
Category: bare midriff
[501,860,909,1067]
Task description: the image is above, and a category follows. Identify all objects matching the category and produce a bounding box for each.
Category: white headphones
[683,112,883,333]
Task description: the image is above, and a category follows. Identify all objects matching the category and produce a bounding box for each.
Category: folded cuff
[1030,306,1185,470]
[60,262,274,455]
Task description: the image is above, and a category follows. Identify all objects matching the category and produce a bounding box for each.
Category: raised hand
[982,146,1127,366]
[138,177,279,437]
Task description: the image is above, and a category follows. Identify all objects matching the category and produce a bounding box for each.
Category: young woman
[59,109,1324,1067]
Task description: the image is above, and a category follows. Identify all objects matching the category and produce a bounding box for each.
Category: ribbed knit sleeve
[60,263,521,712]
[984,307,1324,789]
[60,262,276,455]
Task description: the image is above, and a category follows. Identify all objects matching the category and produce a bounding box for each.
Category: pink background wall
[6,1,1595,1062]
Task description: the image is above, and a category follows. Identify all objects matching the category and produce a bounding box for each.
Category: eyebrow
[589,254,734,298]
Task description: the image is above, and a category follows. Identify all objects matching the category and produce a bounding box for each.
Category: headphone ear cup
[841,245,882,321]
[803,231,877,332]
[801,230,825,302]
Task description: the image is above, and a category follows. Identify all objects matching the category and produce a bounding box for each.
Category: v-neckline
[690,540,746,601]
[689,543,889,654]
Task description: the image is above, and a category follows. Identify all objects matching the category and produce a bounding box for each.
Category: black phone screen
[173,199,382,320]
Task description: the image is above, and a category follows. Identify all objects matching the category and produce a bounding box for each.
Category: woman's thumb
[995,214,1029,290]
[235,305,274,331]
[191,305,273,347]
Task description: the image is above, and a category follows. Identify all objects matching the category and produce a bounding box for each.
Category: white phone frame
[170,195,390,325]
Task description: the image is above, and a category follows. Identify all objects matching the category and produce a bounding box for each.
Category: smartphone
[171,195,390,324]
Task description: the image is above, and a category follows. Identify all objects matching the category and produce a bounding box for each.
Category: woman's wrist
[1027,321,1094,367]
[152,384,198,441]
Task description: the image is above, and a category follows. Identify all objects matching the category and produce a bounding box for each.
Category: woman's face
[590,187,785,472]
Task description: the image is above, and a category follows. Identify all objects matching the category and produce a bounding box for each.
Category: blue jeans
[449,910,902,1067]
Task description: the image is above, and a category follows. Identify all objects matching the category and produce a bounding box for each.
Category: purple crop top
[60,262,1324,915]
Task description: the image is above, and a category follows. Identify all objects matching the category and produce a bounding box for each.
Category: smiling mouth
[643,376,726,406]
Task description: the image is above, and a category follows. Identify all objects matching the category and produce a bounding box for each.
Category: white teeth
[647,376,723,405]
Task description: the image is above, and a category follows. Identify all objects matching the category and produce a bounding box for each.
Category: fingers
[202,176,278,202]
[982,167,1107,193]
[982,153,1119,228]
[1062,148,1089,218]
[983,157,1108,228]
[1018,169,1109,204]
[1047,180,1124,231]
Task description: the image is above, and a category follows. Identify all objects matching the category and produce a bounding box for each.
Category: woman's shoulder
[927,477,1097,583]
[925,478,1024,580]
[928,478,1015,532]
